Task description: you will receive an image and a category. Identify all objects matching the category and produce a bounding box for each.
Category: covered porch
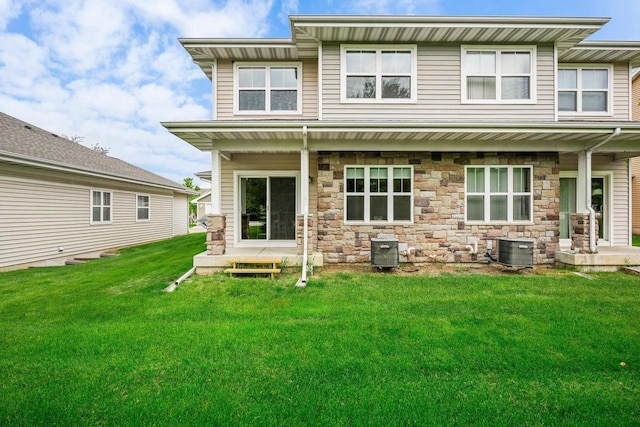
[194,246,323,274]
[556,245,640,272]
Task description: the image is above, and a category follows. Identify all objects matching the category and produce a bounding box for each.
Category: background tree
[63,134,110,154]
[183,177,201,219]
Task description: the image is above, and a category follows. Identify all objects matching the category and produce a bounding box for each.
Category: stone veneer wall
[316,151,560,265]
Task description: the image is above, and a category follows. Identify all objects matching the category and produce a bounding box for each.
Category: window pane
[138,208,149,220]
[270,67,297,88]
[92,207,101,222]
[513,195,531,221]
[490,168,508,192]
[346,76,376,99]
[103,207,111,222]
[370,168,388,193]
[346,51,376,73]
[490,195,507,221]
[502,76,530,99]
[467,51,495,74]
[582,92,607,112]
[93,191,101,205]
[393,195,411,221]
[138,195,149,207]
[103,192,111,205]
[467,168,484,193]
[381,51,411,73]
[558,91,577,111]
[467,195,484,221]
[558,69,577,89]
[239,90,266,110]
[271,90,297,111]
[582,69,608,89]
[238,67,265,88]
[347,167,364,179]
[370,196,388,221]
[467,77,496,99]
[393,168,411,193]
[381,76,411,99]
[502,52,530,74]
[513,168,531,192]
[346,195,364,221]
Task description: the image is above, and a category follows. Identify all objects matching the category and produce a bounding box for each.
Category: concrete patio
[194,247,323,274]
[556,246,640,272]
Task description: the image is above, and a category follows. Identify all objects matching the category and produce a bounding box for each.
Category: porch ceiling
[162,120,640,157]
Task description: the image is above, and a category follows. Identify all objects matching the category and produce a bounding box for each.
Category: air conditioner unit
[371,238,399,268]
[496,238,534,268]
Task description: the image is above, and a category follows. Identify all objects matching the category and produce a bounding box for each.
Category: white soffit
[559,42,640,67]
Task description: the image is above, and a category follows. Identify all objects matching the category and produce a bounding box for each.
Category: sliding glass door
[239,174,297,243]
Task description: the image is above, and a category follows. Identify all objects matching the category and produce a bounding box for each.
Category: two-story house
[163,15,640,276]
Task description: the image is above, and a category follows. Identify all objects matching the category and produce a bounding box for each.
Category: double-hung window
[137,195,150,221]
[91,190,112,224]
[341,45,417,102]
[558,66,611,114]
[345,166,412,223]
[465,166,533,223]
[235,63,302,113]
[461,46,536,103]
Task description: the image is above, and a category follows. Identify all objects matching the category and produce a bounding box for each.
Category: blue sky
[1,0,639,187]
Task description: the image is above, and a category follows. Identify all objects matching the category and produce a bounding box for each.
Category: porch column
[211,149,222,215]
[207,149,226,255]
[572,151,596,253]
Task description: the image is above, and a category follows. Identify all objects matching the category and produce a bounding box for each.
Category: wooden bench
[224,258,282,279]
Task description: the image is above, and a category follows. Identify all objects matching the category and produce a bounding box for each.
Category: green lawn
[1,234,639,425]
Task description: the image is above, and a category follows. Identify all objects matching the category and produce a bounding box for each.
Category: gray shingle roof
[0,112,189,192]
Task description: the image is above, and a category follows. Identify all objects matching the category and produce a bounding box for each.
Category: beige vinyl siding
[0,164,182,269]
[220,152,318,249]
[633,75,640,121]
[172,192,189,236]
[632,158,640,234]
[560,154,630,246]
[558,63,630,122]
[320,43,556,121]
[216,59,318,120]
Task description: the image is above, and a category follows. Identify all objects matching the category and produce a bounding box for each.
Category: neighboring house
[163,15,640,272]
[192,190,212,220]
[0,112,193,270]
[631,70,640,234]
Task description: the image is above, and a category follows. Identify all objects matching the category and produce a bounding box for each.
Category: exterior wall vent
[496,238,534,268]
[371,237,399,268]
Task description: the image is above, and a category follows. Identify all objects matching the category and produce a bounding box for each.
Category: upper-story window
[558,65,612,114]
[341,45,417,103]
[461,46,537,104]
[234,63,302,114]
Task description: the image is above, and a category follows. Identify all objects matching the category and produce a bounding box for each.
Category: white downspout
[296,126,309,287]
[585,128,621,253]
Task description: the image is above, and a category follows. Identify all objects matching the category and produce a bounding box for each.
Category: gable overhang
[180,38,299,79]
[290,15,609,57]
[162,121,640,159]
[559,41,640,67]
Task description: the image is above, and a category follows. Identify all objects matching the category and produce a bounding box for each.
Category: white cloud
[0,0,23,30]
[342,0,441,15]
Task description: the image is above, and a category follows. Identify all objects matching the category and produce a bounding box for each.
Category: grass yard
[1,234,639,425]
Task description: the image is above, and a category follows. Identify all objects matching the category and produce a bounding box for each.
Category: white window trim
[461,45,537,104]
[340,44,418,104]
[233,62,303,115]
[464,165,534,224]
[344,165,414,224]
[557,63,614,117]
[233,170,300,248]
[90,189,113,225]
[136,194,151,222]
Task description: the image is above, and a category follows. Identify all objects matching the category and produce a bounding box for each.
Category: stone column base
[570,212,599,254]
[206,214,226,255]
